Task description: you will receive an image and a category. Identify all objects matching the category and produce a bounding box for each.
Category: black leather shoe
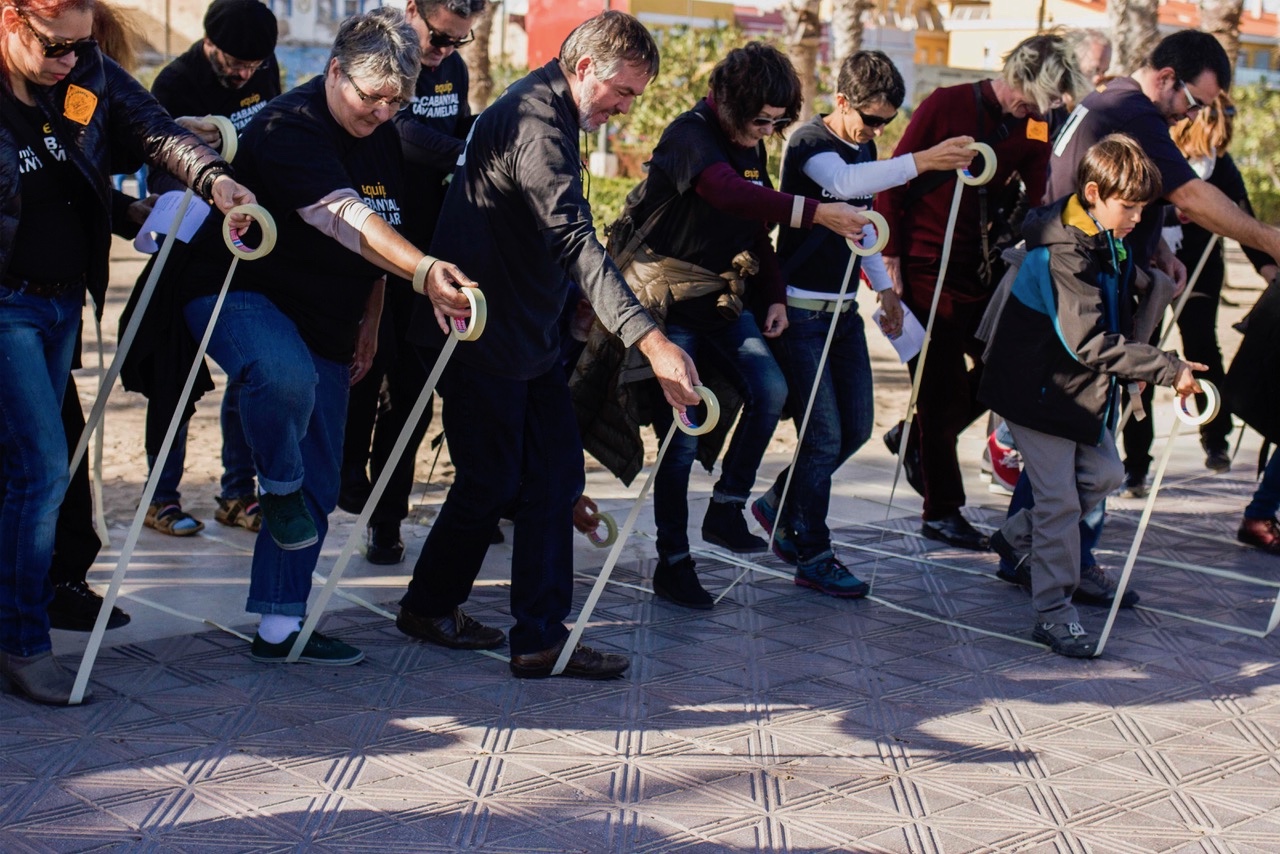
[396,606,505,649]
[653,555,713,609]
[883,421,925,497]
[366,522,405,565]
[1203,445,1231,473]
[921,512,990,551]
[509,640,629,679]
[47,581,130,632]
[989,530,1030,589]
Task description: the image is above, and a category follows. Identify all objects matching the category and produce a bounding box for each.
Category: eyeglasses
[425,20,474,50]
[749,115,792,130]
[17,10,96,59]
[854,107,897,128]
[343,71,408,110]
[213,46,270,75]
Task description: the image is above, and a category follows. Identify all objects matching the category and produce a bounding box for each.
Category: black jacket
[0,50,231,311]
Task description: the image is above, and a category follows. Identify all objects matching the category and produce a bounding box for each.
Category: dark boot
[653,555,713,610]
[701,500,766,553]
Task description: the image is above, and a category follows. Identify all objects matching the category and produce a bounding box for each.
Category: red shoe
[987,424,1022,493]
[1238,517,1280,555]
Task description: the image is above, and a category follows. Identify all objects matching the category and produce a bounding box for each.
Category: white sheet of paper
[133,191,211,253]
[874,303,925,363]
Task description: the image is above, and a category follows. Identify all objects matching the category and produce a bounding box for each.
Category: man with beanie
[152,0,281,129]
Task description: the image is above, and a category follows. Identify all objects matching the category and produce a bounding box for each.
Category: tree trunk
[783,0,823,122]
[1109,0,1160,76]
[1200,0,1245,72]
[831,0,876,65]
[462,1,500,112]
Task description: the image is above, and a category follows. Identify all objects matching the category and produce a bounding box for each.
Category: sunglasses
[749,115,792,130]
[18,10,96,59]
[1176,79,1203,114]
[855,107,897,128]
[425,20,474,50]
[344,70,408,110]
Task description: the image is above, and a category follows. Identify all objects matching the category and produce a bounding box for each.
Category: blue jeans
[402,359,584,655]
[0,286,83,656]
[1245,449,1280,520]
[1006,469,1103,569]
[653,311,787,560]
[763,304,873,562]
[147,384,255,505]
[185,292,348,615]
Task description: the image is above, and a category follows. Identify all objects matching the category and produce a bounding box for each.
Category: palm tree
[1109,0,1160,75]
[831,0,877,64]
[783,0,823,122]
[1200,0,1245,70]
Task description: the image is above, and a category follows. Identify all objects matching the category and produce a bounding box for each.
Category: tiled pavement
[5,461,1280,853]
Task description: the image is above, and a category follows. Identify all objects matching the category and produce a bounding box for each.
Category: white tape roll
[959,142,997,186]
[453,286,486,341]
[204,114,238,164]
[586,511,618,548]
[1176,379,1221,426]
[221,204,277,260]
[675,385,720,436]
[846,209,889,257]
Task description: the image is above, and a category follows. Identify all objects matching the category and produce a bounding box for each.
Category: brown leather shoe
[1238,517,1280,555]
[396,606,505,650]
[0,651,91,705]
[509,640,629,680]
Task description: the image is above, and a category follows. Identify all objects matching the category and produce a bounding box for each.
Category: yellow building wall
[628,0,736,25]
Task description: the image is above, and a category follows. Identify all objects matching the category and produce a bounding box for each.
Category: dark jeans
[765,303,873,562]
[401,359,584,656]
[1174,251,1233,451]
[653,311,787,560]
[341,283,432,524]
[1245,449,1280,520]
[1120,326,1159,480]
[51,375,102,585]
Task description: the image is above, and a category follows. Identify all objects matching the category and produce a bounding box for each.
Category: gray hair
[559,10,659,82]
[1002,33,1088,114]
[416,0,488,18]
[1063,28,1111,80]
[329,6,420,101]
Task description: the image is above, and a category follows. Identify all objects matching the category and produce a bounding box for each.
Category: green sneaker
[249,630,364,665]
[258,490,318,551]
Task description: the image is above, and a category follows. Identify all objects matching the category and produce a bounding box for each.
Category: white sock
[258,614,303,644]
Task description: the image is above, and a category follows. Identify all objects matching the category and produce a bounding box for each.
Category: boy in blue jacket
[979,134,1205,657]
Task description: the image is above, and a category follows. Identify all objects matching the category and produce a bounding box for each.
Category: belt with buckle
[787,296,854,313]
[2,273,82,298]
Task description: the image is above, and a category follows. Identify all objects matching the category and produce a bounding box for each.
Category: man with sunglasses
[338,0,486,566]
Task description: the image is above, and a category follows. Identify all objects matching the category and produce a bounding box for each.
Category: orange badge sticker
[1026,118,1049,143]
[63,85,97,126]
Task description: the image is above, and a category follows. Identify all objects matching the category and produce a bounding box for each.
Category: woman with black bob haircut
[610,42,870,610]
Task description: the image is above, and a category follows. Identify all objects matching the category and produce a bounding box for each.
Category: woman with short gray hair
[177,7,478,666]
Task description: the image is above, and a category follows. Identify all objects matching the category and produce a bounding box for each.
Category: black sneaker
[1119,472,1148,499]
[365,522,405,565]
[702,500,766,554]
[1202,442,1231,474]
[989,530,1031,590]
[47,581,131,632]
[653,555,713,609]
[1032,621,1096,658]
[258,490,318,551]
[1073,564,1139,608]
[249,630,364,665]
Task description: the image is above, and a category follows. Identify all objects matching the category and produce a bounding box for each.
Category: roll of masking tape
[221,204,277,260]
[204,114,238,164]
[586,511,618,548]
[1176,379,1220,426]
[959,141,997,187]
[675,385,720,436]
[453,286,486,341]
[846,209,889,257]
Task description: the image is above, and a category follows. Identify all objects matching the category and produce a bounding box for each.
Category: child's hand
[1173,361,1209,397]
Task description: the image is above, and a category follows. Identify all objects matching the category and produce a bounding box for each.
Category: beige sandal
[144,503,205,536]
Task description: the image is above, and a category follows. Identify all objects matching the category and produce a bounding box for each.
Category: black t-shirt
[186,76,409,363]
[152,41,282,131]
[1048,77,1197,267]
[777,114,875,294]
[624,99,772,328]
[394,52,471,245]
[3,99,91,282]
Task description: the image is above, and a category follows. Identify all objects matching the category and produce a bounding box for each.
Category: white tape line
[221,203,277,260]
[1175,379,1220,427]
[959,142,997,186]
[586,511,618,548]
[847,209,889,257]
[675,385,720,436]
[203,114,238,164]
[71,208,276,704]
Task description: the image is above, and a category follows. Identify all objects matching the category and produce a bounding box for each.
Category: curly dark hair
[708,42,802,138]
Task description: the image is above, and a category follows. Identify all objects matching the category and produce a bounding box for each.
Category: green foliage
[1231,84,1280,224]
[585,175,636,239]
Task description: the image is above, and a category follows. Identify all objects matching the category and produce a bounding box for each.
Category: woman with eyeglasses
[609,42,870,609]
[174,7,475,667]
[0,0,255,704]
